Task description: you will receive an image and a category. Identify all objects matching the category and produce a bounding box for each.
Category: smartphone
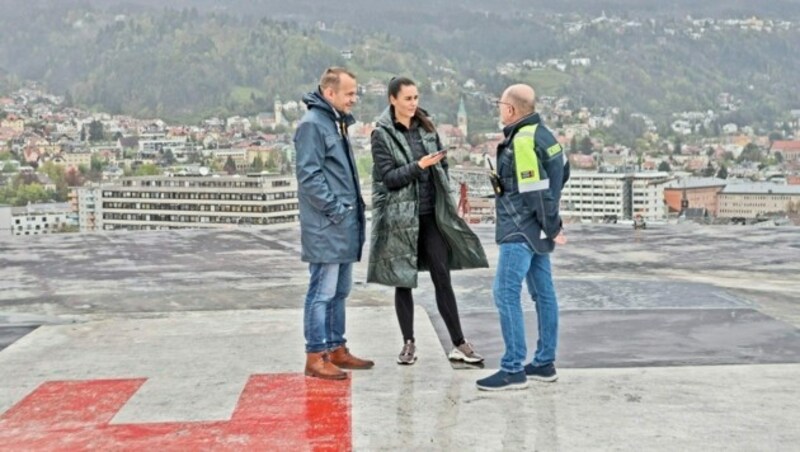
[433,150,447,157]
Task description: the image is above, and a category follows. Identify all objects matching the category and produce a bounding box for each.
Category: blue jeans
[304,263,352,353]
[493,242,559,373]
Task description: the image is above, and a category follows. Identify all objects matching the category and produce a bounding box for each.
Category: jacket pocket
[324,133,341,152]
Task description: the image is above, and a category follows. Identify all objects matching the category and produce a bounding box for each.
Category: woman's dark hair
[388,76,435,133]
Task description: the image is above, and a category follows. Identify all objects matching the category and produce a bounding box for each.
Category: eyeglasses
[493,100,513,108]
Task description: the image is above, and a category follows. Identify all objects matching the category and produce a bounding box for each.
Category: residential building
[0,116,24,133]
[60,151,93,168]
[211,148,249,172]
[71,186,102,232]
[83,174,298,231]
[138,137,188,158]
[664,178,727,216]
[717,183,800,219]
[0,202,74,237]
[561,172,671,222]
[772,140,800,162]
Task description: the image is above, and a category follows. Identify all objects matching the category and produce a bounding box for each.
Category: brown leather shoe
[329,346,374,370]
[305,352,347,380]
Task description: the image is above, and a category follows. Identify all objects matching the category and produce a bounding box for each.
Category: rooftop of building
[569,170,671,179]
[2,202,71,215]
[721,182,800,194]
[1,223,798,449]
[664,177,727,189]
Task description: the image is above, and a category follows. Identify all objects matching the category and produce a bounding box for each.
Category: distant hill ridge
[1,1,798,128]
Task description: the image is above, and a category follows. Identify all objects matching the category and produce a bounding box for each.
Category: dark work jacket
[368,106,488,288]
[495,113,570,254]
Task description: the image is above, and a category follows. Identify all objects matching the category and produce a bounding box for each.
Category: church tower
[274,95,284,126]
[457,97,468,138]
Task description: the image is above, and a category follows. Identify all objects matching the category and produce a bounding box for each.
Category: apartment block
[718,183,800,219]
[0,203,75,237]
[561,172,671,222]
[75,174,299,232]
[71,186,102,232]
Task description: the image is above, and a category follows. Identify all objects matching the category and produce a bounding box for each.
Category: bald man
[477,84,570,391]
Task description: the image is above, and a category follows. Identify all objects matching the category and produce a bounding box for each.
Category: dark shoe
[397,340,417,365]
[329,345,375,370]
[305,352,347,380]
[448,341,484,363]
[476,370,528,391]
[524,362,558,382]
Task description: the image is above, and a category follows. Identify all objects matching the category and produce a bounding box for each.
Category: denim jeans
[304,263,352,353]
[493,242,559,373]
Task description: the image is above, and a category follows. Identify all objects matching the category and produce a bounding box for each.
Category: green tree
[12,183,50,206]
[88,120,104,142]
[250,155,264,173]
[82,155,105,182]
[768,131,784,144]
[579,136,593,155]
[38,161,66,187]
[716,164,728,179]
[702,162,715,177]
[161,149,176,165]
[737,143,762,163]
[223,156,237,174]
[265,153,279,172]
[658,161,671,172]
[673,137,682,156]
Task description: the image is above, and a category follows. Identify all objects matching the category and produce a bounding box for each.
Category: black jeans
[395,214,465,347]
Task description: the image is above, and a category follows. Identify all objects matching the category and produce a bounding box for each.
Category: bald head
[502,84,536,116]
[497,84,537,126]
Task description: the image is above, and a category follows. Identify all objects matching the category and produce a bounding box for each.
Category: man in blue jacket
[477,84,570,391]
[294,67,373,380]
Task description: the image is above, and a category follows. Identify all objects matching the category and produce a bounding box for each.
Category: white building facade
[0,203,75,237]
[78,175,299,231]
[561,172,671,222]
[717,183,800,219]
[72,186,102,232]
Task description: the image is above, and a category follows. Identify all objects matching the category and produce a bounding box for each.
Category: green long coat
[367,107,488,288]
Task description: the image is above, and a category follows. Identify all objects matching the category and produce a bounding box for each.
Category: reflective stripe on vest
[513,124,550,193]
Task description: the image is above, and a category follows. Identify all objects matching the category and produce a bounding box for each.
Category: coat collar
[502,112,541,140]
[302,88,356,126]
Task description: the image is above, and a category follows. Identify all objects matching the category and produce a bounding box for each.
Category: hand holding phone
[418,150,446,169]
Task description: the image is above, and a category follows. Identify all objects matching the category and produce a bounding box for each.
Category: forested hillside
[1,1,798,130]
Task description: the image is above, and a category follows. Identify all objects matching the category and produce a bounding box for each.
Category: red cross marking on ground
[0,373,351,451]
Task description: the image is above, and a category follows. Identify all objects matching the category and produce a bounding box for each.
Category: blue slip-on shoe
[524,362,558,382]
[476,370,529,391]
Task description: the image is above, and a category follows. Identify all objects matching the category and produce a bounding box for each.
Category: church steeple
[457,97,468,138]
[274,95,284,126]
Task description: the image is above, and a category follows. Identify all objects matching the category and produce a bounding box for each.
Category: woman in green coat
[368,76,489,365]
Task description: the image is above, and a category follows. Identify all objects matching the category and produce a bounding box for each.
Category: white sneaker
[397,340,417,365]
[448,341,484,363]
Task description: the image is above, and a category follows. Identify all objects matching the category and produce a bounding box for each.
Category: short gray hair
[320,67,357,91]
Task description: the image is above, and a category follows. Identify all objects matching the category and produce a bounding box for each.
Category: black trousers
[395,214,465,347]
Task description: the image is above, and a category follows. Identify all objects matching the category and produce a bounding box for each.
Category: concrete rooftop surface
[0,223,799,450]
